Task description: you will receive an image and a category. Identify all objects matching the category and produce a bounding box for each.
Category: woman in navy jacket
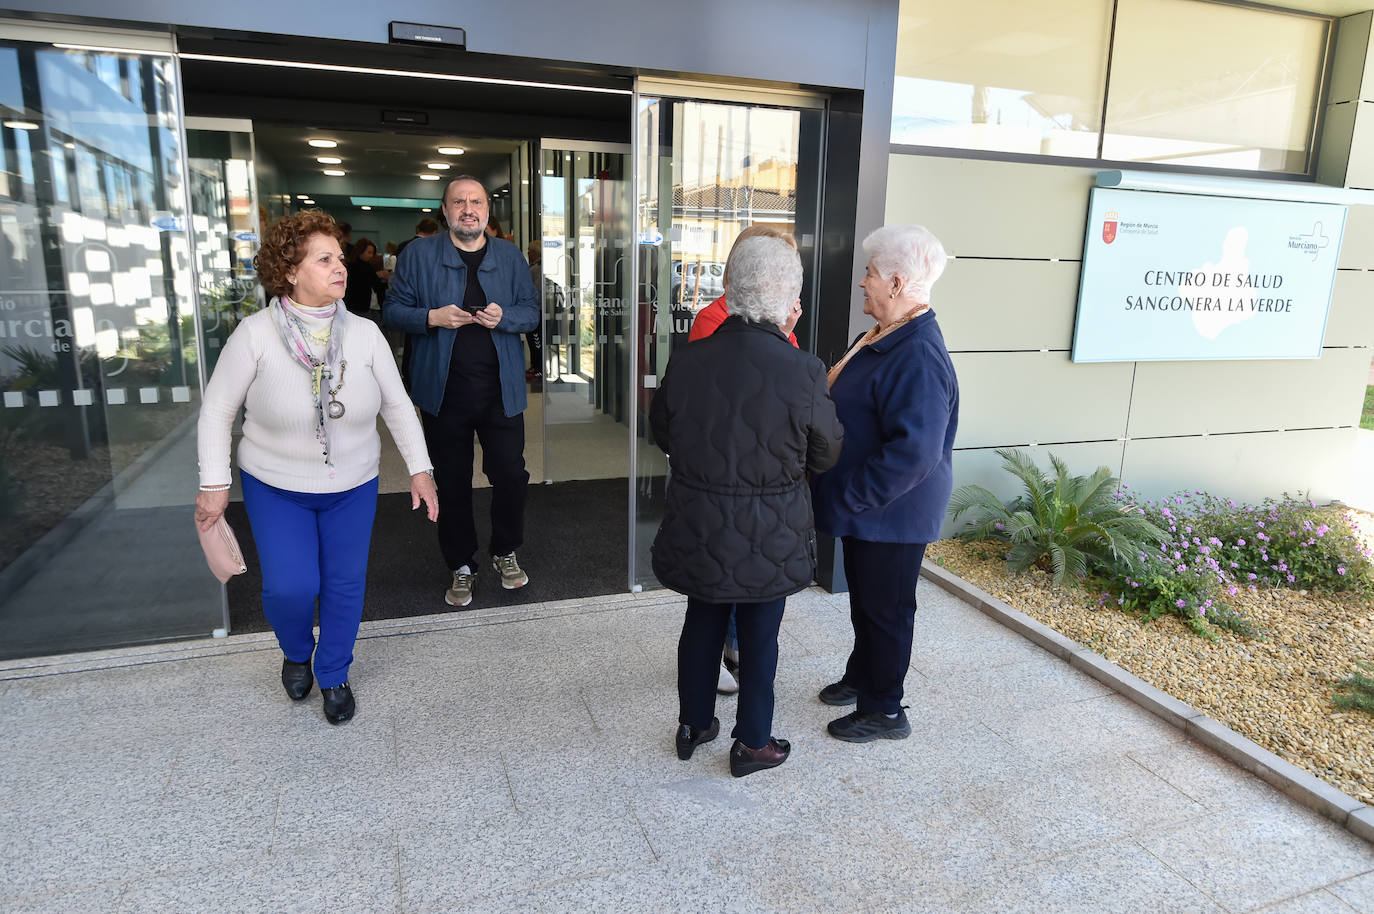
[811,224,959,743]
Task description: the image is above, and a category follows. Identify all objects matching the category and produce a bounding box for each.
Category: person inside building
[687,225,805,697]
[688,225,801,347]
[343,236,389,318]
[337,221,353,259]
[396,217,439,260]
[194,209,438,725]
[811,223,959,743]
[382,241,398,273]
[651,235,843,777]
[383,176,539,607]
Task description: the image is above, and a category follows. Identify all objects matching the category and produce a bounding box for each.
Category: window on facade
[893,0,1331,175]
[1102,0,1328,173]
[891,0,1112,157]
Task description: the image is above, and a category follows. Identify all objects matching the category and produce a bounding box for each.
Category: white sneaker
[716,662,739,695]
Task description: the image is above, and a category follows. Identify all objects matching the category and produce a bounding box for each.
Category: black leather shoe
[321,682,355,725]
[675,717,720,760]
[281,658,313,701]
[730,737,791,777]
[818,680,859,706]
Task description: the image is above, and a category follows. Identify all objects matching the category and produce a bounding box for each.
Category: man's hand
[427,305,478,329]
[474,302,503,328]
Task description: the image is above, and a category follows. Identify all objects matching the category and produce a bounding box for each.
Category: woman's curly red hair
[254,210,343,299]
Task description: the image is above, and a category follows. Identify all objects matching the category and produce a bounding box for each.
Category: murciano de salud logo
[1102,210,1118,244]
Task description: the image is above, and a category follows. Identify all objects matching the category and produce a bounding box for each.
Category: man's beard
[451,223,486,243]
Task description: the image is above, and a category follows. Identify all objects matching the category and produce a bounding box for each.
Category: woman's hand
[411,471,439,521]
[194,489,229,532]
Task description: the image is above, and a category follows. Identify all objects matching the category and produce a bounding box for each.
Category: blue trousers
[240,472,379,689]
[678,596,786,750]
[841,538,926,714]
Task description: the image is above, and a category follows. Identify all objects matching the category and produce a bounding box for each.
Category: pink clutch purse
[197,515,247,583]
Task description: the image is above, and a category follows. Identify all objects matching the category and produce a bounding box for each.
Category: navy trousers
[678,596,786,750]
[241,472,379,689]
[840,538,927,714]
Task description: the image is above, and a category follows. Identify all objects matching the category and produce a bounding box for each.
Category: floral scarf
[272,296,347,475]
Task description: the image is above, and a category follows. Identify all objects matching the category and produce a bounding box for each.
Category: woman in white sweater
[194,210,438,725]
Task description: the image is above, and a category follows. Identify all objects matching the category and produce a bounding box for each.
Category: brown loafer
[729,736,791,777]
[675,717,720,760]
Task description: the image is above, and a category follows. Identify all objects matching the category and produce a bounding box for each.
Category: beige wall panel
[1120,427,1357,506]
[942,440,1126,539]
[1127,347,1370,438]
[1323,269,1374,348]
[951,352,1134,449]
[1343,202,1374,268]
[886,155,1095,260]
[936,259,1080,352]
[1345,103,1374,189]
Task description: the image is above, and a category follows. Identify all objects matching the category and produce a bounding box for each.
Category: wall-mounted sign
[1071,187,1346,362]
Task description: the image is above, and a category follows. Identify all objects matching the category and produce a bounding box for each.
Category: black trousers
[840,538,927,715]
[422,395,528,571]
[678,596,786,750]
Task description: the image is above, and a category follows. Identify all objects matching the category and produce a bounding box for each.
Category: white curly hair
[862,224,948,302]
[724,236,803,327]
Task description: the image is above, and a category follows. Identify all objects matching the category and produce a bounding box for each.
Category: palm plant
[947,449,1167,586]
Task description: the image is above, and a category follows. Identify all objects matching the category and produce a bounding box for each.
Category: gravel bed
[926,535,1374,806]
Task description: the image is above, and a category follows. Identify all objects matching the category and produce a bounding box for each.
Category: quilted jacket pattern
[649,317,844,603]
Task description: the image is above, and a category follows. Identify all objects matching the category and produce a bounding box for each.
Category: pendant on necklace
[327,398,345,419]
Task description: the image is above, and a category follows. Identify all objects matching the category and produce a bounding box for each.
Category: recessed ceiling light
[521,179,529,185]
[426,162,450,170]
[316,156,342,165]
[3,120,38,130]
[436,146,464,155]
[323,169,346,176]
[419,174,440,181]
[296,194,309,199]
[422,208,432,213]
[308,139,338,148]
[302,199,316,205]
[361,205,372,211]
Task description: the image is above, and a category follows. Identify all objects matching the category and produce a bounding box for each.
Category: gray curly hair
[724,236,802,327]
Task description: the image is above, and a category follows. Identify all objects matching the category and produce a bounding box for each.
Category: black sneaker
[818,680,859,706]
[826,708,911,742]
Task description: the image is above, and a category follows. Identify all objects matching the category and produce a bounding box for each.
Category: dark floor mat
[226,477,630,634]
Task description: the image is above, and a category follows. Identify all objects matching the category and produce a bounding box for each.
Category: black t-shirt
[445,242,500,404]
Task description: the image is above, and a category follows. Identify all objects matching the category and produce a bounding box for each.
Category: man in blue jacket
[384,176,539,607]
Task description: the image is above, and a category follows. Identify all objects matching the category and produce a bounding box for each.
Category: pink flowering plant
[1173,493,1373,595]
[1101,491,1372,640]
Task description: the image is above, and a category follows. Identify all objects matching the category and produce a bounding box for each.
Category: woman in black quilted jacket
[649,235,844,777]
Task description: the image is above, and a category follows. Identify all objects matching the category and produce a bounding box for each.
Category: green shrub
[1334,660,1374,715]
[947,449,1167,586]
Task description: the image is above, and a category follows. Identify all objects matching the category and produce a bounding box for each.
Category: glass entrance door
[0,23,223,658]
[537,140,632,484]
[630,89,826,590]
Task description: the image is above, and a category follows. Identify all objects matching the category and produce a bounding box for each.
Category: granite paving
[2,582,1371,913]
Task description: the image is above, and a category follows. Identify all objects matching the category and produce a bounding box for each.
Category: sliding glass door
[629,86,826,590]
[0,22,223,658]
